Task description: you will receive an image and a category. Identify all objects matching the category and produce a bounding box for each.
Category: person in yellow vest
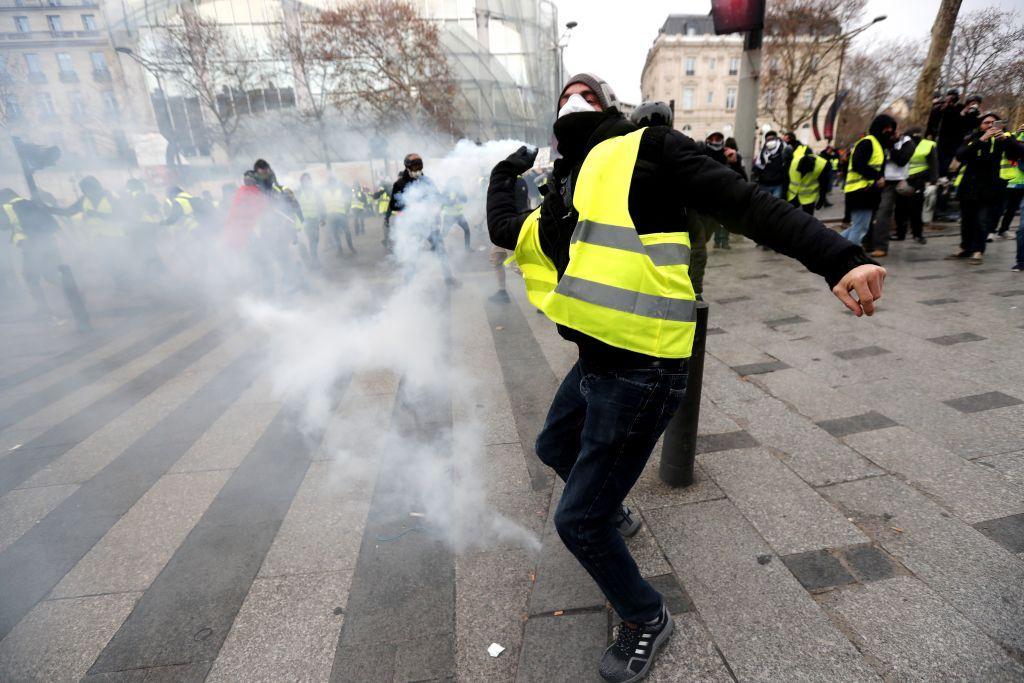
[296,173,325,269]
[373,179,390,216]
[1,188,91,330]
[786,143,829,216]
[322,176,355,256]
[841,114,897,247]
[349,181,367,235]
[123,179,166,274]
[996,124,1024,240]
[440,178,471,252]
[488,73,886,683]
[61,176,132,289]
[162,186,204,235]
[893,130,938,245]
[948,112,1024,264]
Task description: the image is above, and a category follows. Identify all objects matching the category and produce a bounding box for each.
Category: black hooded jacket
[487,110,874,368]
[845,114,896,212]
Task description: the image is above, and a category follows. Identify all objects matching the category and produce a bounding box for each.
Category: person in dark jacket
[386,153,457,286]
[0,188,90,329]
[841,114,898,247]
[894,129,939,244]
[487,72,886,683]
[752,130,791,198]
[949,112,1024,263]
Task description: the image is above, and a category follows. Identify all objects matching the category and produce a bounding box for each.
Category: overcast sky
[552,0,1022,104]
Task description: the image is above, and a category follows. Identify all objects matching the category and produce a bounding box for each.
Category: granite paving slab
[822,476,1024,655]
[823,577,1024,681]
[646,499,879,681]
[699,447,867,555]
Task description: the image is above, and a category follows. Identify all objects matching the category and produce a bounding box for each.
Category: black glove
[504,145,538,174]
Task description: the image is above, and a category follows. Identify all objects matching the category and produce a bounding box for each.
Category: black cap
[630,101,673,128]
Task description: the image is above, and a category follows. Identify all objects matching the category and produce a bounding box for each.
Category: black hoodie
[487,110,874,368]
[845,114,896,212]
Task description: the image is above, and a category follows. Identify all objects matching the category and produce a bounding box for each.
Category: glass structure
[113,0,563,151]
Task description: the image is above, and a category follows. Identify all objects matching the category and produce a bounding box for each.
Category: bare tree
[760,0,867,132]
[157,6,260,160]
[277,3,342,167]
[910,0,962,128]
[836,42,923,143]
[319,0,458,137]
[944,7,1024,95]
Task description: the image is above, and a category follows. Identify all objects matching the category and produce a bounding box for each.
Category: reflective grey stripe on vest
[555,275,696,322]
[571,220,690,267]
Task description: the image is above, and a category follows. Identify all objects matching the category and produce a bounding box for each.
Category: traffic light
[711,0,766,34]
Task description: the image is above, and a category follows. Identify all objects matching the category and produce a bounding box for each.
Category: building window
[3,95,21,120]
[82,14,97,30]
[685,57,695,76]
[47,15,62,32]
[709,57,716,71]
[728,57,740,76]
[725,87,737,110]
[24,53,43,74]
[101,89,118,114]
[14,16,30,32]
[14,0,28,6]
[57,52,74,73]
[47,0,61,6]
[682,124,692,133]
[69,91,87,116]
[36,92,56,118]
[681,87,694,110]
[90,51,108,72]
[707,89,714,105]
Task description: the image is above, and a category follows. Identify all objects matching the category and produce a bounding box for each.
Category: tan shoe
[869,249,887,257]
[969,252,984,264]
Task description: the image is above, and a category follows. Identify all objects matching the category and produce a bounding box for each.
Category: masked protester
[865,122,916,257]
[841,114,897,247]
[386,153,458,286]
[753,130,792,199]
[487,72,886,683]
[949,112,1024,264]
[894,129,938,245]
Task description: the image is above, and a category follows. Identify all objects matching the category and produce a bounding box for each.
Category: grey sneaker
[615,504,642,537]
[599,604,674,683]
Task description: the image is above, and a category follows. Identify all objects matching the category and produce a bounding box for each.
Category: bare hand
[724,148,738,163]
[833,264,886,317]
[875,179,886,188]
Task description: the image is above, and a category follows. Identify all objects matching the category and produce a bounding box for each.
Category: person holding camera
[948,112,1024,264]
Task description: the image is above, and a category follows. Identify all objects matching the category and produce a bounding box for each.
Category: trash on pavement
[487,643,505,658]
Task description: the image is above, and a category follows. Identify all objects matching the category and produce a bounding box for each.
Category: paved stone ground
[0,212,1023,682]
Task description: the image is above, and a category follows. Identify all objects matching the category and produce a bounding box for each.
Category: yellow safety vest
[3,197,27,244]
[377,191,390,214]
[82,195,123,238]
[350,188,365,210]
[296,189,320,219]
[511,128,696,359]
[322,187,348,215]
[129,191,162,225]
[786,145,826,206]
[953,166,964,188]
[166,192,199,232]
[907,139,936,178]
[1009,133,1024,187]
[441,192,465,219]
[830,157,839,171]
[997,136,1016,181]
[844,135,884,193]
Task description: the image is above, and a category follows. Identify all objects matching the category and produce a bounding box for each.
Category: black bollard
[659,301,709,487]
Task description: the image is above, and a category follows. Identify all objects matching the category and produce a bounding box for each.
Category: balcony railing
[58,69,77,82]
[0,29,104,40]
[91,67,110,82]
[27,71,46,83]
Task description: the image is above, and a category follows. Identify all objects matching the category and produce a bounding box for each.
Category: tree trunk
[911,0,963,127]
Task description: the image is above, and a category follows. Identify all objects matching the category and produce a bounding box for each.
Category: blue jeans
[842,209,874,245]
[760,184,783,199]
[1016,192,1024,266]
[536,360,687,622]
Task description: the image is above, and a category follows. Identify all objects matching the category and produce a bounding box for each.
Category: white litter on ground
[487,643,505,658]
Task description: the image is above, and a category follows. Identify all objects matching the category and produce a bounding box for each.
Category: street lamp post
[115,46,181,165]
[828,15,887,144]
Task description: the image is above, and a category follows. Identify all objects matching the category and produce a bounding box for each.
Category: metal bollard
[659,301,709,487]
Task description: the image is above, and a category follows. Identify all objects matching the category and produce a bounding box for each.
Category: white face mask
[558,93,596,119]
[409,169,423,179]
[765,139,780,151]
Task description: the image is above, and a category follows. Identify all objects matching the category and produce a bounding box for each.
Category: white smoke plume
[240,138,541,554]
